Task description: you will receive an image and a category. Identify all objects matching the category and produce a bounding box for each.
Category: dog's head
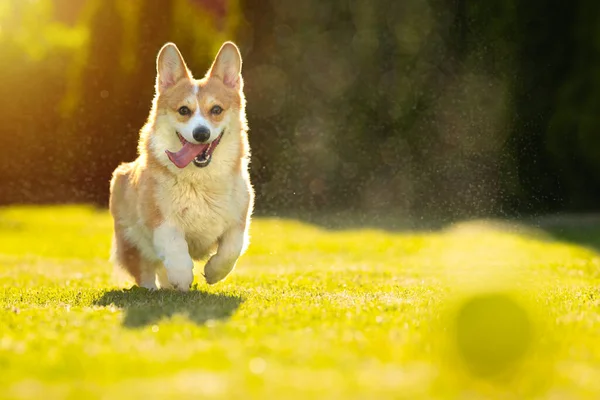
[147,42,245,170]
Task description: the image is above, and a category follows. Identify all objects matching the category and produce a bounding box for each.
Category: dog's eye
[210,105,223,115]
[178,106,191,116]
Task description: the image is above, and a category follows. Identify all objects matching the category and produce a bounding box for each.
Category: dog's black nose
[192,126,211,143]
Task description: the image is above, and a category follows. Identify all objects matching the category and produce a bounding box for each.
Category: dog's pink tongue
[165,142,210,169]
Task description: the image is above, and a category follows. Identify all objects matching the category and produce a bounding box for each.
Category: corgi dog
[109,41,253,291]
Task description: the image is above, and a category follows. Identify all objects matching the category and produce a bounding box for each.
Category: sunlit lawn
[1,206,600,399]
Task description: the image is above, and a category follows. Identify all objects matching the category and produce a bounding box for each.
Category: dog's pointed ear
[208,41,242,89]
[156,43,191,93]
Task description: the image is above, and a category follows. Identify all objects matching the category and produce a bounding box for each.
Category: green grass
[1,206,600,399]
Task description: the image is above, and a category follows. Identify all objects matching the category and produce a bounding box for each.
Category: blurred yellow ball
[454,292,532,377]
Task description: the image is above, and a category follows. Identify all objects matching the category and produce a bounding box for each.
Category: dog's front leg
[204,224,247,284]
[153,222,194,291]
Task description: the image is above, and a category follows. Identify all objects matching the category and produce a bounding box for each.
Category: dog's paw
[204,257,236,285]
[162,254,194,291]
[166,266,193,291]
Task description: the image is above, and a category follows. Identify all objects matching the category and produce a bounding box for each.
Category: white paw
[166,266,193,291]
[164,257,194,291]
[204,257,237,285]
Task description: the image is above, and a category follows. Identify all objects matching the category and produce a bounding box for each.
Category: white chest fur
[155,172,244,260]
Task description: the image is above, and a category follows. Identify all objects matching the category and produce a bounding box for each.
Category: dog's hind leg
[111,229,158,290]
[138,261,159,290]
[155,265,173,289]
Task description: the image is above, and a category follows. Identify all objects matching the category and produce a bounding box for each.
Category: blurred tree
[543,0,600,210]
[1,0,600,220]
[0,0,82,203]
[239,0,598,219]
[505,0,577,214]
[65,0,126,204]
[240,0,518,218]
[0,0,238,205]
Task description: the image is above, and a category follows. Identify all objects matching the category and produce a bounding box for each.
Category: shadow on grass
[94,286,244,328]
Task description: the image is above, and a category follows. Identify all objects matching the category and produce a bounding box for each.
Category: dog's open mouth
[165,130,224,169]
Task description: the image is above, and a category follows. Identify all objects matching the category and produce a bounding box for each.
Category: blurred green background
[0,0,597,220]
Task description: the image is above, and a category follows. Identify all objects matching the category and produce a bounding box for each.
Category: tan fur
[109,42,253,290]
[156,79,198,117]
